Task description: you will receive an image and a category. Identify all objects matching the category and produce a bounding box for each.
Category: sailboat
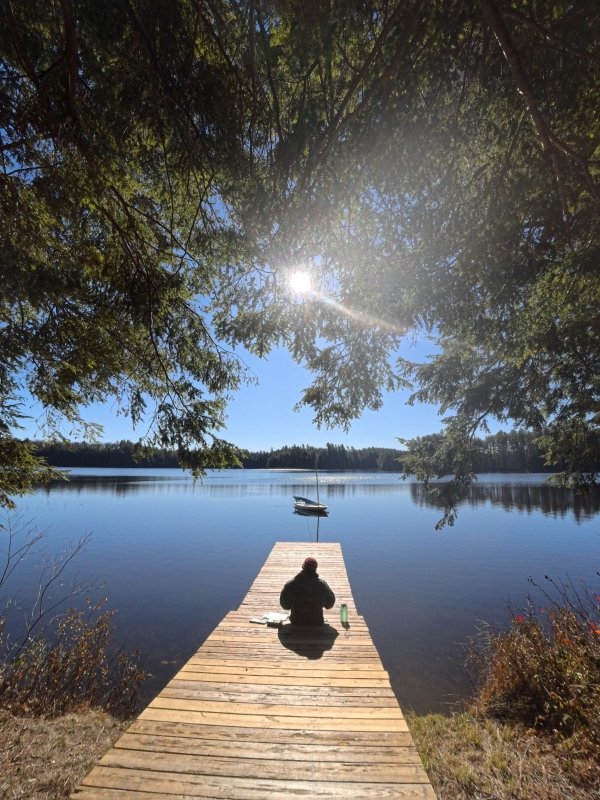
[293,463,328,515]
[293,495,328,515]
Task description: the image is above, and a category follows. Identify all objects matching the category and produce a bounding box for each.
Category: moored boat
[293,495,328,515]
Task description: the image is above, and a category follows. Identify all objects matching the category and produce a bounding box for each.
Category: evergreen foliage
[32,438,403,471]
[242,443,403,471]
[34,439,180,469]
[2,2,599,516]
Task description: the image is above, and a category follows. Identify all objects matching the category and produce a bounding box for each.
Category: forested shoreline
[30,430,554,473]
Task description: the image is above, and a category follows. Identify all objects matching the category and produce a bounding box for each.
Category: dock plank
[71,542,435,798]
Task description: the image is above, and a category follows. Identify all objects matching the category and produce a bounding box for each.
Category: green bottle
[340,603,348,624]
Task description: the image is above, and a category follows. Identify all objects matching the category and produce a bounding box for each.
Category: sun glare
[288,270,313,294]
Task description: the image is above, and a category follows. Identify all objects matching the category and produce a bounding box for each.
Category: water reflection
[42,472,600,521]
[410,481,600,521]
[41,474,190,497]
[292,511,329,542]
[41,474,405,498]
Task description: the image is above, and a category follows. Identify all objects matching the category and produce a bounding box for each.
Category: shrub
[0,514,146,720]
[0,601,146,719]
[469,577,600,753]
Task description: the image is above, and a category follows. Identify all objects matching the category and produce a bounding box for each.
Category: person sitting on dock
[280,556,335,625]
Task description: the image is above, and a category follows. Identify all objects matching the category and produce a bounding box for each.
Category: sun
[288,270,313,294]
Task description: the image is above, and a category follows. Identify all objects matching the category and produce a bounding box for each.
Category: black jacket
[280,569,336,625]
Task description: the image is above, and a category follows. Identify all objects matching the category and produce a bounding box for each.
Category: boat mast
[315,457,320,506]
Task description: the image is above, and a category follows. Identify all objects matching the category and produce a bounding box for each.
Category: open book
[249,611,290,625]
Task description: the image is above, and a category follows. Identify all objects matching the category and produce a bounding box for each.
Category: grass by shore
[408,711,599,800]
[0,709,126,799]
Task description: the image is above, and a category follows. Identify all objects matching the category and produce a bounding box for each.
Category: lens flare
[288,270,312,294]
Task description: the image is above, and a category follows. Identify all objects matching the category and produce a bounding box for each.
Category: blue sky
[18,340,446,451]
[222,345,443,451]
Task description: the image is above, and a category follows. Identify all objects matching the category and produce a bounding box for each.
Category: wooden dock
[72,542,436,799]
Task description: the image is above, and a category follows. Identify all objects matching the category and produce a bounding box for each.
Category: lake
[4,469,600,715]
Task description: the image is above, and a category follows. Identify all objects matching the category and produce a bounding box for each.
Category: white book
[249,611,290,625]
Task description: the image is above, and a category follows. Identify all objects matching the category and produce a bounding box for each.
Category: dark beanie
[302,556,318,571]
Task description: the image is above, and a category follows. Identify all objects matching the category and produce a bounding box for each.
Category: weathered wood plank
[147,696,405,719]
[181,663,386,675]
[99,749,430,783]
[71,542,435,799]
[162,683,398,705]
[115,731,423,762]
[78,766,438,798]
[127,718,416,746]
[174,671,391,688]
[138,707,410,731]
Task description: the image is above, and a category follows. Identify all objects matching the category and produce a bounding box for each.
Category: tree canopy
[2,1,599,515]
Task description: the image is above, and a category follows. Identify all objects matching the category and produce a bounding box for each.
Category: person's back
[280,556,335,625]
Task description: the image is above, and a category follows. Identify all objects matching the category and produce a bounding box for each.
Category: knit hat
[302,556,318,571]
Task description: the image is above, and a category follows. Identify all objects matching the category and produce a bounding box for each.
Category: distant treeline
[244,431,552,472]
[468,429,551,473]
[32,440,180,468]
[28,429,555,473]
[29,440,403,471]
[243,443,401,470]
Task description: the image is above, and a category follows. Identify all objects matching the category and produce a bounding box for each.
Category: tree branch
[478,0,568,216]
[502,7,600,66]
[59,0,79,99]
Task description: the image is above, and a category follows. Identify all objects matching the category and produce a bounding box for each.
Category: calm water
[4,469,600,714]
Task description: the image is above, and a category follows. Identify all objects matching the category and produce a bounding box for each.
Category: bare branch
[19,532,92,652]
[0,517,46,592]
